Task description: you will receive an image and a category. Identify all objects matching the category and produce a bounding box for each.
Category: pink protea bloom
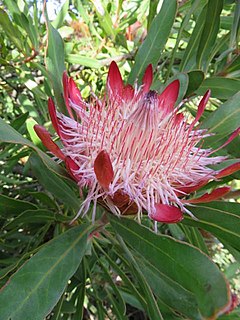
[34,62,240,223]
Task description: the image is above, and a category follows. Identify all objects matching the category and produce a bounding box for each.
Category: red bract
[34,62,240,223]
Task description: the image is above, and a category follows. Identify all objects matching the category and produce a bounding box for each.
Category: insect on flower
[34,62,240,224]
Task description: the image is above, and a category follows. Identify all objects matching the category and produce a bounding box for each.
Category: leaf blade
[0,223,93,320]
[109,215,231,319]
[128,0,177,83]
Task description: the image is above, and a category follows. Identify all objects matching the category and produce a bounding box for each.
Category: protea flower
[34,62,240,223]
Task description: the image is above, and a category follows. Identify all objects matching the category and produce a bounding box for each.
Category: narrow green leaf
[72,260,86,320]
[12,113,29,131]
[110,216,231,318]
[183,202,240,252]
[200,91,240,147]
[116,235,164,320]
[185,70,205,96]
[65,54,103,68]
[0,117,69,179]
[0,9,24,50]
[196,0,223,70]
[147,0,158,31]
[128,0,177,84]
[4,209,68,230]
[197,77,240,100]
[99,259,126,316]
[93,0,116,39]
[165,0,202,80]
[0,194,37,217]
[136,257,201,320]
[180,225,209,254]
[225,55,240,74]
[29,154,79,212]
[180,5,207,71]
[52,0,70,29]
[0,223,93,320]
[45,19,66,113]
[229,1,240,54]
[94,241,148,310]
[4,0,39,49]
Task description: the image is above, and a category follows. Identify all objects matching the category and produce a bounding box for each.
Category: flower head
[34,62,240,223]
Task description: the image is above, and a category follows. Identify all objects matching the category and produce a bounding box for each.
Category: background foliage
[0,0,240,319]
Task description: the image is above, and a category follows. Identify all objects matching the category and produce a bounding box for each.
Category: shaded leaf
[200,91,240,148]
[184,202,240,252]
[197,77,240,100]
[0,223,93,320]
[110,215,231,319]
[0,117,69,179]
[29,154,79,212]
[0,194,37,217]
[186,70,205,96]
[196,0,223,70]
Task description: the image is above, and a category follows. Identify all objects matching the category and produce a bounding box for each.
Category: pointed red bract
[48,98,60,136]
[107,61,123,99]
[123,84,134,102]
[62,71,74,118]
[176,181,207,196]
[150,204,183,223]
[69,77,83,107]
[158,80,180,114]
[216,162,240,179]
[142,64,153,93]
[212,127,240,154]
[94,150,114,190]
[65,156,81,182]
[34,125,65,160]
[185,186,231,204]
[189,90,211,130]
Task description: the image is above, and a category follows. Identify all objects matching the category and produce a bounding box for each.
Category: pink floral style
[34,62,240,223]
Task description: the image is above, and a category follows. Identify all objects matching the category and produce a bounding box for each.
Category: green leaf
[186,70,205,96]
[135,257,202,319]
[45,19,66,113]
[225,55,240,74]
[229,1,240,54]
[128,0,177,84]
[0,117,69,179]
[29,154,79,212]
[109,215,231,319]
[116,235,164,320]
[147,0,158,31]
[200,91,240,147]
[196,77,240,100]
[65,54,103,68]
[0,223,93,320]
[196,0,223,70]
[0,9,24,51]
[72,260,86,320]
[4,209,68,230]
[180,5,207,71]
[0,194,37,217]
[93,0,116,39]
[180,225,209,254]
[52,0,70,29]
[183,202,240,252]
